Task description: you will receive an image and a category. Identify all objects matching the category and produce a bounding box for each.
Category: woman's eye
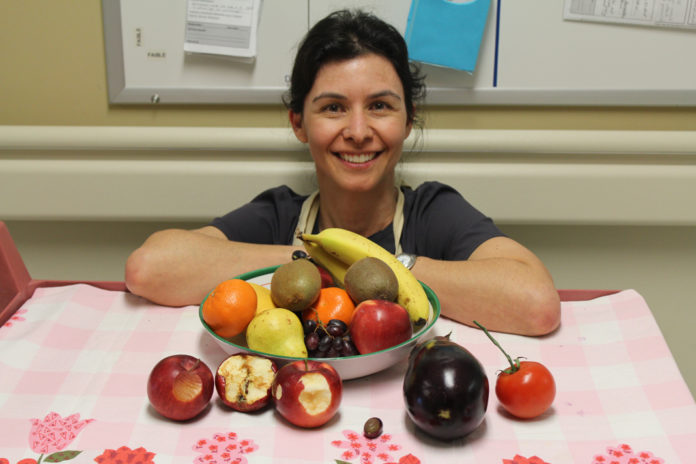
[371,101,391,111]
[323,103,342,113]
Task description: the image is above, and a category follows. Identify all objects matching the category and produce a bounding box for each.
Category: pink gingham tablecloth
[1,284,694,464]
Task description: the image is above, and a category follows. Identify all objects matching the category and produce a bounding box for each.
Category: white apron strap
[292,190,320,246]
[392,187,405,255]
[291,188,405,254]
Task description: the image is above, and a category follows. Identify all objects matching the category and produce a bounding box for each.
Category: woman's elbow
[124,246,156,298]
[527,286,562,336]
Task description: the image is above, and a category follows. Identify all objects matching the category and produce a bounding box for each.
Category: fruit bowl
[199,265,440,380]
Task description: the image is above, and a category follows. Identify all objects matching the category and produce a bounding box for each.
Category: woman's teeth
[338,152,377,163]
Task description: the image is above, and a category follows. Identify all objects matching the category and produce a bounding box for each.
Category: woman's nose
[342,111,372,143]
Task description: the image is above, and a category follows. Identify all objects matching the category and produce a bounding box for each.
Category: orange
[202,279,257,338]
[302,287,355,327]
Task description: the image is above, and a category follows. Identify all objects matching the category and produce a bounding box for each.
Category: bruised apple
[147,354,214,421]
[350,299,413,354]
[215,354,277,412]
[272,360,342,428]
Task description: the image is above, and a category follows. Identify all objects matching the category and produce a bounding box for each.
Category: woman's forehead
[310,54,404,98]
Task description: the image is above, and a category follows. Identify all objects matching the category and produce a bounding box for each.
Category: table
[2,282,695,464]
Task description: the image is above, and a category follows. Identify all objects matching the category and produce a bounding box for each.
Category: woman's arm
[411,236,561,336]
[125,226,296,307]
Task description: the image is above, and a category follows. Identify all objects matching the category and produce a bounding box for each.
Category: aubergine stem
[473,320,520,374]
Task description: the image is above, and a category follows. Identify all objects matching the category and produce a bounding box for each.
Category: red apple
[147,354,214,421]
[350,299,413,354]
[271,360,342,428]
[215,354,278,412]
[317,265,335,288]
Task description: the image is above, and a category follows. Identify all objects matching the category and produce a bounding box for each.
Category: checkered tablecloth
[1,284,694,463]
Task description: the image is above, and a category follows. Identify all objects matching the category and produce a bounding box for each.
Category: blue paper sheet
[405,0,491,73]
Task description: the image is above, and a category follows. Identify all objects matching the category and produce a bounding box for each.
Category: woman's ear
[289,110,308,143]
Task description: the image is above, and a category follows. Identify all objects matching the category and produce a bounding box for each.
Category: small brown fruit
[344,257,398,304]
[270,259,321,312]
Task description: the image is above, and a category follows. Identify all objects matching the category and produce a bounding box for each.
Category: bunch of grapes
[303,318,359,358]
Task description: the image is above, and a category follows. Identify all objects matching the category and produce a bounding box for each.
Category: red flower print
[502,455,550,464]
[397,455,420,464]
[192,433,258,464]
[29,412,93,455]
[332,429,407,463]
[94,446,155,464]
[2,309,28,328]
[591,444,664,464]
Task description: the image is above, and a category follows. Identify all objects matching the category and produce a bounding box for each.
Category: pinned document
[184,0,262,60]
[405,0,491,73]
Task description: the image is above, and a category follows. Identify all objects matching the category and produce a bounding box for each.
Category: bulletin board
[102,0,696,106]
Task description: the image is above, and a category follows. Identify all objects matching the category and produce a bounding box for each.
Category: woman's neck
[317,185,398,238]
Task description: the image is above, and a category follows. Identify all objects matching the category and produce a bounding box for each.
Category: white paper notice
[184,0,262,59]
[564,0,696,30]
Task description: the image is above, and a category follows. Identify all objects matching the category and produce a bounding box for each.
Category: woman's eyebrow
[369,90,402,101]
[311,90,402,103]
[311,92,346,103]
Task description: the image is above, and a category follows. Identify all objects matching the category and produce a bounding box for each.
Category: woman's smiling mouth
[335,152,381,164]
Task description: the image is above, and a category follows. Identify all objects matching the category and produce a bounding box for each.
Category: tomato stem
[473,320,519,373]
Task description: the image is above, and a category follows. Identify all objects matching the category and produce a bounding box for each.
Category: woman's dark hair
[283,9,426,125]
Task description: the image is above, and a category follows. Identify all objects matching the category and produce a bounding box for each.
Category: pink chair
[0,221,125,326]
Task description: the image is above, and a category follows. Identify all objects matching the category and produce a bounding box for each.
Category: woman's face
[290,53,412,194]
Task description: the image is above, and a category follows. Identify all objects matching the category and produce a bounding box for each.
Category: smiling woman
[125,9,561,337]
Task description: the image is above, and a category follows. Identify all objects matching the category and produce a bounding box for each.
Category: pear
[246,308,308,358]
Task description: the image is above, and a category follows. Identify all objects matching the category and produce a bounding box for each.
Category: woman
[125,10,560,336]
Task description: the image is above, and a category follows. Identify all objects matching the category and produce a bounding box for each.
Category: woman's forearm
[125,227,296,307]
[412,238,561,336]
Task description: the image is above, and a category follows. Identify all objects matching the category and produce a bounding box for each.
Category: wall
[1,1,695,397]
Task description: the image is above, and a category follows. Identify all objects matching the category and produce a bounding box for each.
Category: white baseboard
[2,126,695,225]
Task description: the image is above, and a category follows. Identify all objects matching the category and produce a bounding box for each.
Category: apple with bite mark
[271,360,342,428]
[350,299,413,354]
[215,354,278,412]
[147,354,214,421]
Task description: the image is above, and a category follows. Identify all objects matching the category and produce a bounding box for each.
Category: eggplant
[403,334,489,440]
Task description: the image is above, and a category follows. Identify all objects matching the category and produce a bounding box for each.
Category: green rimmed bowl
[199,265,440,380]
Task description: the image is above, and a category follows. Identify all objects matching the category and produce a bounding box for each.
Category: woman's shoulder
[250,185,311,207]
[402,181,462,204]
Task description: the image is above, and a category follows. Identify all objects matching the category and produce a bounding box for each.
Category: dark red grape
[318,334,332,352]
[341,339,359,356]
[326,324,345,337]
[305,332,320,351]
[302,319,317,334]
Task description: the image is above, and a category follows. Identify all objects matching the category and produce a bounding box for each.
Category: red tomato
[495,360,556,419]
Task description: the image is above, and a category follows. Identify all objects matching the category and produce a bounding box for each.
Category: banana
[299,228,430,330]
[303,240,348,288]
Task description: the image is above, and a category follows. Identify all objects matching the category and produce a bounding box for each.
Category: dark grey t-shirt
[210,181,504,259]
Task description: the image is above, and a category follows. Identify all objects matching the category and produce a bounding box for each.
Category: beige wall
[1,1,695,399]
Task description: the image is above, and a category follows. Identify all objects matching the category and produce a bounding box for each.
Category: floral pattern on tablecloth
[592,444,664,464]
[502,455,550,464]
[0,412,93,464]
[332,429,421,464]
[192,432,258,464]
[94,446,155,464]
[1,308,27,328]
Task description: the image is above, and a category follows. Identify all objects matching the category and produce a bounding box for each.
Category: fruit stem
[473,320,519,373]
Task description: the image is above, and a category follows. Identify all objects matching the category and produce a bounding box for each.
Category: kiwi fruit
[270,259,321,312]
[344,257,399,303]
